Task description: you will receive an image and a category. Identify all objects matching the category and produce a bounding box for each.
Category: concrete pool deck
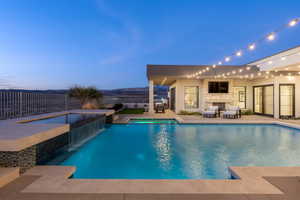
[1,165,300,199]
[0,109,114,151]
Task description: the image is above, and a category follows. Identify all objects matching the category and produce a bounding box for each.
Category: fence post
[19,92,23,117]
[65,94,68,111]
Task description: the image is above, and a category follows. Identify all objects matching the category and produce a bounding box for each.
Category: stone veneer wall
[36,132,69,165]
[0,133,68,173]
[0,146,36,173]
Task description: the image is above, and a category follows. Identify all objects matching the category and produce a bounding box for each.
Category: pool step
[0,168,19,188]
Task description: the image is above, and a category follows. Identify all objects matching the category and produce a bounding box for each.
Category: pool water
[129,119,178,124]
[59,124,300,179]
[27,114,86,124]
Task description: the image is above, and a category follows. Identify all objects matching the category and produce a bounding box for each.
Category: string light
[249,44,256,50]
[267,33,275,41]
[186,17,299,79]
[225,57,231,62]
[236,51,242,57]
[289,18,299,27]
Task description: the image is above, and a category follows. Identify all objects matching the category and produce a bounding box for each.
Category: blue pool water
[27,114,85,124]
[60,124,300,179]
[129,118,178,124]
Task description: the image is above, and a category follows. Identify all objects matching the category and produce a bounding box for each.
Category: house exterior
[147,46,300,119]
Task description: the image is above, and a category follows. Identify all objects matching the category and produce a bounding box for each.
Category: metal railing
[0,91,81,120]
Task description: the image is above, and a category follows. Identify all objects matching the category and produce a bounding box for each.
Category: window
[208,82,229,93]
[184,86,199,109]
[233,87,246,109]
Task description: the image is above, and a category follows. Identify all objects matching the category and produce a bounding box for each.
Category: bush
[178,110,202,115]
[112,104,123,111]
[241,109,253,115]
[117,108,144,114]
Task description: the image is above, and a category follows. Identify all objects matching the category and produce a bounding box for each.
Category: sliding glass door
[254,87,263,113]
[279,84,295,118]
[264,86,274,115]
[253,85,274,116]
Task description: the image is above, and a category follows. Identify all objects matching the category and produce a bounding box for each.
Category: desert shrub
[241,109,253,115]
[69,86,102,109]
[113,104,123,111]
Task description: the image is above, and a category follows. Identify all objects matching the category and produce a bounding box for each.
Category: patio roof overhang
[147,64,260,85]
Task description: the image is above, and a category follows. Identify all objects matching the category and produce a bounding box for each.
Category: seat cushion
[223,111,237,115]
[203,111,216,115]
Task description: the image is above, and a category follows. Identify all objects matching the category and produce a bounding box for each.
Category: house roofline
[247,44,300,65]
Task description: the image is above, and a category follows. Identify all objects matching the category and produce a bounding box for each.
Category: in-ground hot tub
[0,112,108,173]
[28,113,106,164]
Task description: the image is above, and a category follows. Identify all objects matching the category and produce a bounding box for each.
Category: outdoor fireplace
[212,102,226,111]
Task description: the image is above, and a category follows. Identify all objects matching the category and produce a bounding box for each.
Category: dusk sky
[0,0,300,90]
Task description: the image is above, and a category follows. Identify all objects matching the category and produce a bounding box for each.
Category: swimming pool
[57,123,300,179]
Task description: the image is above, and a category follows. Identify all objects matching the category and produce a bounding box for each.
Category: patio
[115,110,279,124]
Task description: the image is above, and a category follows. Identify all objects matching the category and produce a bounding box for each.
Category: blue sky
[0,0,300,89]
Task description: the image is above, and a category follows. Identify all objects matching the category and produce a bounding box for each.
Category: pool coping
[19,165,300,199]
[114,115,300,131]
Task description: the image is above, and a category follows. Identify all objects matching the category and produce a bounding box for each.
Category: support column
[274,80,280,119]
[246,84,253,111]
[149,80,154,113]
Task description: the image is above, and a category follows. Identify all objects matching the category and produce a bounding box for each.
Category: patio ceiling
[147,64,260,85]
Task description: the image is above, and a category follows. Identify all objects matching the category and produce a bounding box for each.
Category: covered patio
[146,45,300,119]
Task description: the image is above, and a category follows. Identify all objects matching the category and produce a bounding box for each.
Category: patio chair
[223,106,241,119]
[202,106,219,118]
[155,103,165,113]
